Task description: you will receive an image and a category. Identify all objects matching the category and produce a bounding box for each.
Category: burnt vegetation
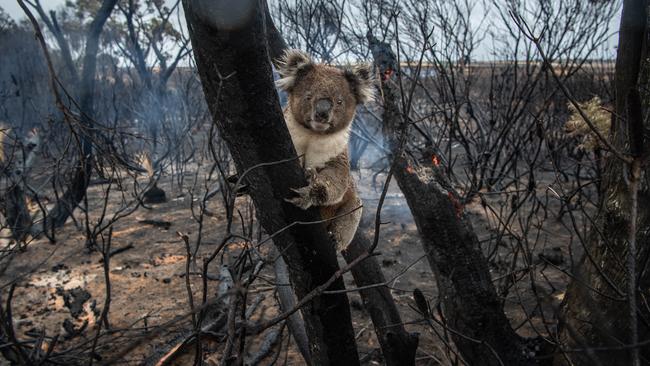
[0,0,647,365]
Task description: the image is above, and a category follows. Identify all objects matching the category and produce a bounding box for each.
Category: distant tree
[0,7,15,33]
[105,0,190,156]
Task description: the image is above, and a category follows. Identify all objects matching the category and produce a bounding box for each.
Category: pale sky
[1,0,622,62]
[1,0,66,19]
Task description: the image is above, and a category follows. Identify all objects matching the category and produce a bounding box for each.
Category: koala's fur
[277,49,375,250]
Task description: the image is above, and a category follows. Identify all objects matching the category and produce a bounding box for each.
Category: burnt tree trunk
[182,1,359,364]
[557,0,650,364]
[374,59,537,365]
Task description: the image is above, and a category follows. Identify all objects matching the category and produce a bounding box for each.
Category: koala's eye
[336,99,343,105]
[305,95,312,100]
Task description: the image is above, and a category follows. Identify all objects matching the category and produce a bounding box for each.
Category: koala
[276,49,375,250]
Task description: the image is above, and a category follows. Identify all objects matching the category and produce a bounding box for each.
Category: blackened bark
[263,0,287,64]
[182,1,358,364]
[614,0,647,140]
[342,231,419,366]
[391,155,534,366]
[44,0,118,231]
[377,73,535,365]
[557,1,650,364]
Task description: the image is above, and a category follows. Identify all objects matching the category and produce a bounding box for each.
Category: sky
[1,0,66,19]
[1,0,623,62]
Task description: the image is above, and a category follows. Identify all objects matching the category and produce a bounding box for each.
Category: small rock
[162,278,171,284]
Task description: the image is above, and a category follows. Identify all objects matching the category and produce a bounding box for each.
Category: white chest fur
[284,111,350,169]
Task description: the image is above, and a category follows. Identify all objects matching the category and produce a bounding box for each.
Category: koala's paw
[285,186,313,210]
[327,230,345,251]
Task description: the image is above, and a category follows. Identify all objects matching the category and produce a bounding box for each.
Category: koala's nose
[314,99,333,119]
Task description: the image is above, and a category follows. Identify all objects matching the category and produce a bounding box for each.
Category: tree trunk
[182,1,359,364]
[29,2,79,85]
[375,62,536,365]
[557,0,650,364]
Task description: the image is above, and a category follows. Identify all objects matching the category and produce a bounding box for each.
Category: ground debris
[138,219,172,230]
[63,318,88,339]
[56,287,91,318]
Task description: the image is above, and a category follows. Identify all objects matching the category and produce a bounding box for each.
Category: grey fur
[279,49,374,250]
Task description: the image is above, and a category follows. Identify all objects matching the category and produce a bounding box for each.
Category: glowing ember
[431,154,440,166]
[381,68,394,81]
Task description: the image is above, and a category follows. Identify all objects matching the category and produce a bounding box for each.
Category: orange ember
[431,154,440,166]
[381,68,394,81]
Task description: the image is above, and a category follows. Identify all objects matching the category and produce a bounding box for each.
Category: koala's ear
[275,49,313,91]
[344,63,376,104]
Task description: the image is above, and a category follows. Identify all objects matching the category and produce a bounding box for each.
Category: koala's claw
[327,230,338,243]
[285,186,313,210]
[304,167,316,181]
[328,230,346,251]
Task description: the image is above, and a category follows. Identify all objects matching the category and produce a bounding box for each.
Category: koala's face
[288,67,357,133]
[276,50,375,134]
